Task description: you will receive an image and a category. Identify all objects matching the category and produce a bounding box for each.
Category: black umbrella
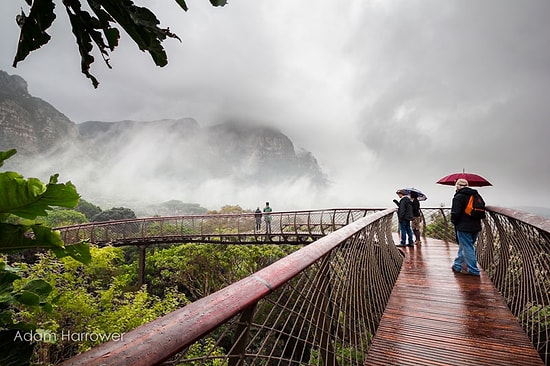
[401,187,427,201]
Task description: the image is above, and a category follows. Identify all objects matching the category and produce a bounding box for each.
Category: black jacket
[398,196,413,222]
[411,198,421,218]
[451,187,483,233]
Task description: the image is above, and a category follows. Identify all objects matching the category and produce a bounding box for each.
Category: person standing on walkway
[450,179,482,276]
[396,190,414,247]
[254,207,262,231]
[263,202,272,234]
[410,191,422,244]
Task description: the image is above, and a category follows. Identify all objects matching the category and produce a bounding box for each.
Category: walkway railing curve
[57,208,384,246]
[56,206,550,365]
[56,208,386,288]
[60,208,402,366]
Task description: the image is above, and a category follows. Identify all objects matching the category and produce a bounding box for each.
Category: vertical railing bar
[137,245,146,288]
[319,210,325,236]
[312,255,339,366]
[307,211,312,238]
[228,304,257,366]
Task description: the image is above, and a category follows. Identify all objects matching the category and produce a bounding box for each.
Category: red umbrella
[436,170,492,187]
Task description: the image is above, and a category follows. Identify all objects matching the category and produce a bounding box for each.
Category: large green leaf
[31,224,64,250]
[209,0,228,5]
[65,1,115,88]
[50,241,92,265]
[21,280,52,298]
[43,174,80,208]
[0,223,91,264]
[0,222,63,254]
[61,242,92,264]
[0,150,17,167]
[97,0,179,67]
[0,270,20,303]
[174,0,189,11]
[0,172,79,220]
[15,291,40,307]
[0,172,46,218]
[12,0,228,88]
[12,0,56,68]
[0,223,34,251]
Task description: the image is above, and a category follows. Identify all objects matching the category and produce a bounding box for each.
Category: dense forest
[0,149,299,365]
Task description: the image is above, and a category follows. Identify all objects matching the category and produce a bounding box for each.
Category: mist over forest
[72,118,329,212]
[1,70,334,213]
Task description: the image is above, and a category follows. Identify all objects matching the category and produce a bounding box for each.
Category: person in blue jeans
[395,190,414,247]
[450,179,482,276]
[263,202,272,234]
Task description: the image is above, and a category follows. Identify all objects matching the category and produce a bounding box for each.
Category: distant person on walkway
[396,190,414,247]
[450,179,482,276]
[410,191,422,244]
[263,202,272,234]
[254,207,262,231]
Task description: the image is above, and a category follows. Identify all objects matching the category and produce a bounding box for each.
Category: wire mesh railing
[477,206,550,364]
[59,209,402,366]
[57,206,550,365]
[56,208,387,288]
[57,208,384,246]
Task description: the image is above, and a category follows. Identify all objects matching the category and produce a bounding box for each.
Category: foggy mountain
[0,71,81,156]
[0,70,328,211]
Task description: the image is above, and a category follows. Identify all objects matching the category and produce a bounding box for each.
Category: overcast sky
[1,0,549,211]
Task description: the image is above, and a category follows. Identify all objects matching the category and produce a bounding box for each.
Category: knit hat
[455,178,469,189]
[396,189,407,195]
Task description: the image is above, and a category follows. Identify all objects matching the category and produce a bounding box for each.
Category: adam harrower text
[14,330,125,343]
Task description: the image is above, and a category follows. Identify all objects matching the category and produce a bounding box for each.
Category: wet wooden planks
[364,237,544,366]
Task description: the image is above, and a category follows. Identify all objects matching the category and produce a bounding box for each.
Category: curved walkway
[364,236,544,365]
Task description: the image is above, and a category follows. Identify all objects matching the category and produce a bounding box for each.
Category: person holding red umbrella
[450,179,484,276]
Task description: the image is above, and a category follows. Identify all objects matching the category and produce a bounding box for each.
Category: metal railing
[60,209,401,366]
[57,208,384,288]
[57,206,550,365]
[57,208,384,246]
[477,206,550,364]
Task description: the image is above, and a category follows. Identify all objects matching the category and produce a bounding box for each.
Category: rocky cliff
[0,70,80,156]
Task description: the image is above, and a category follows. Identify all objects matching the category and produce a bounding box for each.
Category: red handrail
[59,209,394,366]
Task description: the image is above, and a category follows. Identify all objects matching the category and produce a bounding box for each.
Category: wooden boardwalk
[364,237,544,366]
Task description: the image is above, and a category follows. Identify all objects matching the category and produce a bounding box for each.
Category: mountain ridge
[0,70,328,209]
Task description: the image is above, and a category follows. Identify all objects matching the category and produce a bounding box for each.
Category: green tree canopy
[76,199,102,220]
[210,205,249,214]
[37,209,88,227]
[11,0,227,88]
[92,207,136,222]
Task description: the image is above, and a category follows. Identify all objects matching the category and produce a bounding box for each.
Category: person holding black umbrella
[395,189,414,247]
[450,179,483,276]
[410,191,422,244]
